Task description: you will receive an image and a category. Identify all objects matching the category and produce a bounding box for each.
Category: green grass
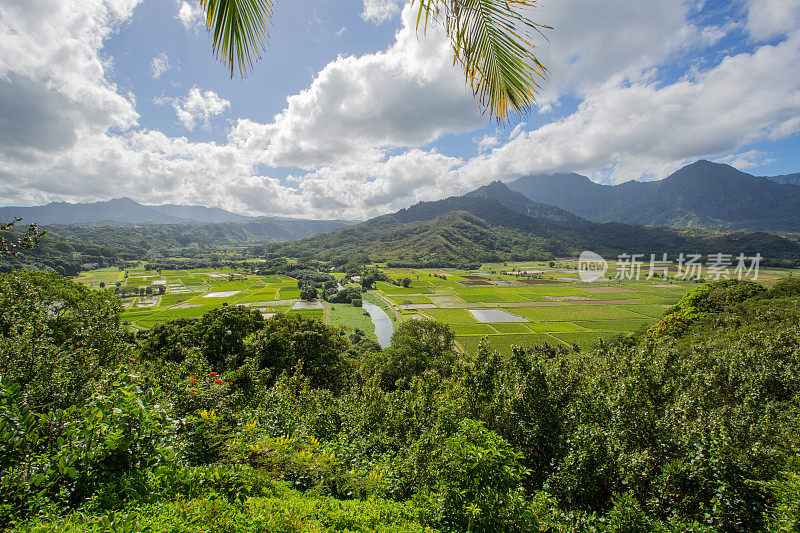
[450,323,497,335]
[328,303,378,341]
[278,288,302,299]
[384,294,433,305]
[508,305,646,322]
[158,294,193,307]
[616,304,672,318]
[491,323,530,334]
[288,308,324,320]
[524,321,587,333]
[573,319,652,332]
[422,308,479,324]
[552,331,625,350]
[459,293,517,303]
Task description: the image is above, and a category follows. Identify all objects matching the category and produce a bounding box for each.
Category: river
[361,300,394,348]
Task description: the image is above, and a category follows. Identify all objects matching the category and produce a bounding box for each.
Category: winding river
[361,300,394,348]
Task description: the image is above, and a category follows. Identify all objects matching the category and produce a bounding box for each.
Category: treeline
[2,271,800,531]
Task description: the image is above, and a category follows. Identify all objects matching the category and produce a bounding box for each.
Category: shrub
[420,419,532,532]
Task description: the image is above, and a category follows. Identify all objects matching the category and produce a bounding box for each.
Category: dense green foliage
[2,270,800,531]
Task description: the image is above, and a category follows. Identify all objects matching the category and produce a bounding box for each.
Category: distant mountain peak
[507,160,800,232]
[465,180,583,223]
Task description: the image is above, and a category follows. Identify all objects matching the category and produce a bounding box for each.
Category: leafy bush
[419,419,532,532]
[0,372,177,524]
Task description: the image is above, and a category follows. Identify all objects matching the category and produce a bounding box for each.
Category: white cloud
[0,0,140,162]
[475,134,499,153]
[150,51,170,79]
[176,0,205,32]
[361,0,401,24]
[746,0,800,41]
[2,0,800,222]
[230,4,483,169]
[715,149,775,169]
[530,0,700,106]
[159,87,231,131]
[458,31,800,185]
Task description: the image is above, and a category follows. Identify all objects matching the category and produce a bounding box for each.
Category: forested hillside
[261,192,800,268]
[0,218,352,275]
[2,271,800,531]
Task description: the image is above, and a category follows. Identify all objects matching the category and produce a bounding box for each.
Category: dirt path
[371,291,402,323]
[321,299,330,325]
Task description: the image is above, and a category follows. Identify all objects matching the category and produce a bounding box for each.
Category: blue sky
[1,0,799,218]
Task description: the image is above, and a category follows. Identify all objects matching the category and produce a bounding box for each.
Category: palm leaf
[200,0,274,78]
[415,0,549,122]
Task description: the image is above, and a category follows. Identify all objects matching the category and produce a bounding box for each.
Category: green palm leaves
[200,0,548,121]
[415,0,549,122]
[200,0,274,78]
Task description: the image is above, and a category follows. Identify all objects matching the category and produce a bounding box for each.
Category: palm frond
[200,0,274,78]
[415,0,549,122]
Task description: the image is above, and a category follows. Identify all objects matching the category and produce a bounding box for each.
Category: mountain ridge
[262,182,800,267]
[507,160,800,232]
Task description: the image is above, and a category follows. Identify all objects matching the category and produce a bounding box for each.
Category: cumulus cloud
[529,0,705,106]
[176,0,205,32]
[150,51,170,79]
[158,87,231,131]
[458,30,800,185]
[230,4,483,170]
[475,134,499,153]
[361,0,401,24]
[746,0,800,41]
[0,0,139,162]
[2,0,800,221]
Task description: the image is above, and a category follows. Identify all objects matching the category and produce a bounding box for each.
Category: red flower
[213,379,222,384]
[190,378,198,383]
[210,372,217,376]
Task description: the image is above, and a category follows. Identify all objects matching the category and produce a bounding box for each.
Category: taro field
[77,267,325,330]
[369,261,713,354]
[77,260,794,354]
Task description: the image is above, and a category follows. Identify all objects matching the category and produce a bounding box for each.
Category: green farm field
[76,267,308,330]
[369,261,795,354]
[79,260,796,354]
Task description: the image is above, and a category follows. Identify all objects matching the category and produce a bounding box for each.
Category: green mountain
[507,160,800,232]
[262,185,800,267]
[464,181,583,222]
[1,217,353,276]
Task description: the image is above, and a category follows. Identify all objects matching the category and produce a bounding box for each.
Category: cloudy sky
[1,0,799,219]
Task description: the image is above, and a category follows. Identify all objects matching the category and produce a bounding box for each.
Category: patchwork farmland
[77,260,790,354]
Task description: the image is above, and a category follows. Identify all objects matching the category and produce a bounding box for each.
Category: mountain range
[1,197,260,225]
[763,173,800,186]
[264,180,800,267]
[507,160,800,233]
